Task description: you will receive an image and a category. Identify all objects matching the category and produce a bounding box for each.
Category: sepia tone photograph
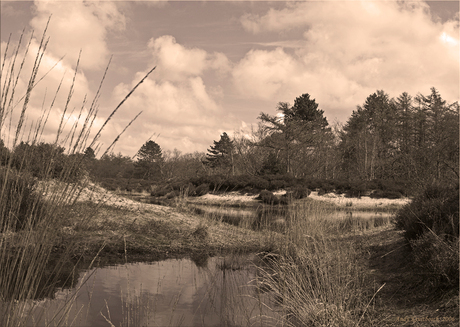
[0,1,458,326]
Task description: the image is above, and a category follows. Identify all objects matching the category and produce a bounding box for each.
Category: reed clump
[0,24,154,326]
[256,200,373,326]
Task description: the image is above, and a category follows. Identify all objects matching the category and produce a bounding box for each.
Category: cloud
[107,37,239,154]
[30,0,126,70]
[232,47,300,100]
[148,35,231,82]
[236,1,459,122]
[108,73,240,154]
[0,29,108,151]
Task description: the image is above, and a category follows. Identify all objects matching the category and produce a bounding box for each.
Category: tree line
[0,87,457,194]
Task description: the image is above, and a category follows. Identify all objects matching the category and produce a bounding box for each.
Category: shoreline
[57,186,411,266]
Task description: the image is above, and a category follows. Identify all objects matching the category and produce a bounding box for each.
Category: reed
[255,200,374,326]
[0,25,154,326]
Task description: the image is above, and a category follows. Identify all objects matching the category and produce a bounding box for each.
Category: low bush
[369,190,402,199]
[344,182,367,198]
[257,190,288,205]
[318,182,334,195]
[165,190,180,199]
[410,233,459,289]
[150,185,171,197]
[0,170,47,232]
[195,183,210,196]
[181,183,196,196]
[288,186,311,200]
[302,177,323,191]
[246,176,270,190]
[395,184,459,242]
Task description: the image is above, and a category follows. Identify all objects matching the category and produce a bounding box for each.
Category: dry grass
[0,25,155,327]
[252,200,383,327]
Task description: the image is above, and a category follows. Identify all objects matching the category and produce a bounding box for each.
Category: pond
[25,255,285,327]
[188,203,394,232]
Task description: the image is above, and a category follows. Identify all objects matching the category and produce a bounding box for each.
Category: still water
[27,256,283,327]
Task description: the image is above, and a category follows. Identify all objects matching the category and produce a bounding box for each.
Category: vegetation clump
[395,183,459,290]
[395,184,459,241]
[0,169,47,232]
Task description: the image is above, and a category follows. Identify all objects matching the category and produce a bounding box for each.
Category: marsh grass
[0,25,155,326]
[254,200,381,326]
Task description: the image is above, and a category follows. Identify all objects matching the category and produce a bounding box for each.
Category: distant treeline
[1,87,458,196]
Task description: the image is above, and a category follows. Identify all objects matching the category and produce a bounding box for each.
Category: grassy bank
[54,199,276,266]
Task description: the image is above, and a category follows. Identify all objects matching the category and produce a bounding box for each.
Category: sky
[1,0,459,157]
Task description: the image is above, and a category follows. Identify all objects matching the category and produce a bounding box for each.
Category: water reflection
[190,203,393,232]
[27,256,283,327]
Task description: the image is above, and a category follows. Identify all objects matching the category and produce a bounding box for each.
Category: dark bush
[335,180,351,194]
[395,184,459,242]
[370,178,407,195]
[165,190,180,199]
[0,171,47,231]
[370,190,402,199]
[180,183,196,196]
[302,178,323,191]
[318,182,334,195]
[257,190,288,205]
[205,175,225,191]
[247,176,270,190]
[269,179,286,191]
[150,185,171,197]
[195,183,210,196]
[288,186,311,200]
[410,233,459,289]
[345,182,367,198]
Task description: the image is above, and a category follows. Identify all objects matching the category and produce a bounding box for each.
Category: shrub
[257,190,288,205]
[369,190,402,199]
[395,184,459,242]
[344,182,367,198]
[150,185,171,197]
[165,190,180,199]
[181,183,196,196]
[334,180,351,194]
[411,233,459,289]
[288,186,311,200]
[247,176,270,190]
[195,183,210,196]
[269,179,286,191]
[302,178,323,191]
[318,182,334,195]
[0,170,47,232]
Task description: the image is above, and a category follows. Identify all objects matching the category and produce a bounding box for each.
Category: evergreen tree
[258,93,332,176]
[134,141,163,180]
[84,147,96,160]
[205,132,235,175]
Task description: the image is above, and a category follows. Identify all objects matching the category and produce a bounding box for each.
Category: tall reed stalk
[256,200,371,326]
[0,25,154,327]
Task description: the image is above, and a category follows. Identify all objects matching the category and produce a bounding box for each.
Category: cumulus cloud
[236,1,459,122]
[0,28,107,151]
[232,47,300,100]
[148,35,231,82]
[108,38,239,155]
[30,0,125,70]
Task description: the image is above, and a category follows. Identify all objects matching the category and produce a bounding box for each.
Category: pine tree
[134,141,163,180]
[205,132,234,175]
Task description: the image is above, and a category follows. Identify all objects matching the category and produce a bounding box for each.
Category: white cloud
[30,0,126,70]
[236,1,459,122]
[232,47,299,100]
[148,35,231,82]
[109,45,239,155]
[0,31,107,151]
